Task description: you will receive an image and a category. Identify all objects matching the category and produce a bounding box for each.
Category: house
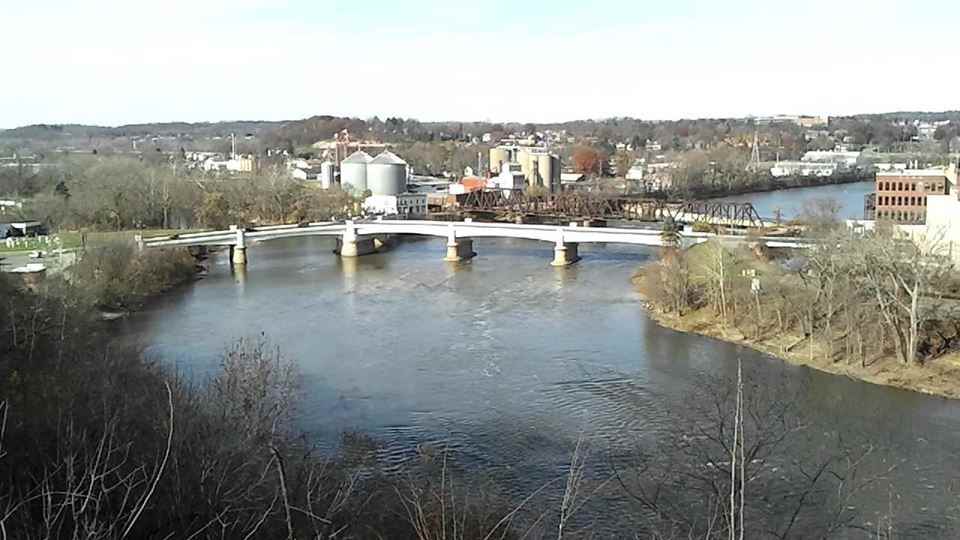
[291,167,321,181]
[561,172,586,184]
[1,220,46,237]
[362,193,427,217]
[0,223,21,239]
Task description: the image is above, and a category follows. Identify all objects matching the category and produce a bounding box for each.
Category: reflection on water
[118,229,960,536]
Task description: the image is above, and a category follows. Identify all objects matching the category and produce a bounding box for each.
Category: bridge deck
[142,220,812,250]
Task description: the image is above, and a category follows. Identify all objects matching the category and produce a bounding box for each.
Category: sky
[2,0,959,128]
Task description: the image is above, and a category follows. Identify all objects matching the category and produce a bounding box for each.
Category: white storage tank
[367,151,408,196]
[340,151,372,192]
[320,160,335,189]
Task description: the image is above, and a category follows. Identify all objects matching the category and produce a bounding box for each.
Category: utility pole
[748,128,761,171]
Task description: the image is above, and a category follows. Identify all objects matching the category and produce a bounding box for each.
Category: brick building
[874,169,949,224]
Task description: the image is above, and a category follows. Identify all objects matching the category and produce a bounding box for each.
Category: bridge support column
[551,242,579,266]
[444,239,475,262]
[551,226,579,266]
[443,224,475,262]
[336,220,376,258]
[337,237,376,257]
[231,246,247,265]
[230,226,247,266]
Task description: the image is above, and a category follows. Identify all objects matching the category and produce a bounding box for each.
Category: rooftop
[370,151,407,165]
[877,168,948,178]
[342,150,373,164]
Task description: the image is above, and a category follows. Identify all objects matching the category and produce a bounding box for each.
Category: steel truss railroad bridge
[454,190,768,228]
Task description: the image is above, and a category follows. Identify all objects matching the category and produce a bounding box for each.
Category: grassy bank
[633,238,960,399]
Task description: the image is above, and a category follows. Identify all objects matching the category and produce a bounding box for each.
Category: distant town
[3,111,960,260]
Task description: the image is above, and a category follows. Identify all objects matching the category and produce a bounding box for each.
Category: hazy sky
[3,0,958,128]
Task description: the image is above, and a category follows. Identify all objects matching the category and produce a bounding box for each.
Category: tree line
[1,155,357,231]
[640,205,960,369]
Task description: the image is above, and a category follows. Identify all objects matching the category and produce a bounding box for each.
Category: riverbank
[632,270,960,400]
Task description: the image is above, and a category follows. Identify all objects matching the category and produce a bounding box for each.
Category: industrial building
[800,150,862,168]
[362,194,427,217]
[488,145,561,192]
[874,167,949,224]
[924,164,960,263]
[489,163,526,194]
[770,161,838,177]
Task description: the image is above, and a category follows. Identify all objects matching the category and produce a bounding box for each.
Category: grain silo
[517,148,534,180]
[340,151,372,192]
[320,160,336,189]
[537,154,561,192]
[367,151,408,196]
[490,147,510,174]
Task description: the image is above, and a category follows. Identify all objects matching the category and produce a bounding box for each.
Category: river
[716,180,875,220]
[114,186,960,537]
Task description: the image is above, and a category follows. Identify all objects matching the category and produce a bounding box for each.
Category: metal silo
[490,147,510,174]
[367,151,408,196]
[538,154,560,192]
[340,151,372,192]
[517,148,534,181]
[320,160,335,189]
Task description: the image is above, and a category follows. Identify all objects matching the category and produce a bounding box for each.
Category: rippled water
[115,203,960,537]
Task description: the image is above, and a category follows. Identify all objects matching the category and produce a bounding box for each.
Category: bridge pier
[551,225,580,266]
[336,220,376,257]
[444,238,475,262]
[551,242,579,266]
[443,224,475,262]
[230,246,247,265]
[230,226,247,265]
[336,236,376,257]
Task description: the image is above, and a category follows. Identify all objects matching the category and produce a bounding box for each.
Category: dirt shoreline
[632,274,960,400]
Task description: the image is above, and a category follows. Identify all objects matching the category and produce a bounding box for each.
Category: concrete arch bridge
[141,219,812,267]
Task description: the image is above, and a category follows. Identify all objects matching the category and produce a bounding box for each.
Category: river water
[716,181,875,220]
[115,185,960,537]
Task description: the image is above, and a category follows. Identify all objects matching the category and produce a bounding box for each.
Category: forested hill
[0,121,287,153]
[4,110,960,155]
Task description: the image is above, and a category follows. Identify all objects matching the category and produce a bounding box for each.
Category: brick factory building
[874,168,949,224]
